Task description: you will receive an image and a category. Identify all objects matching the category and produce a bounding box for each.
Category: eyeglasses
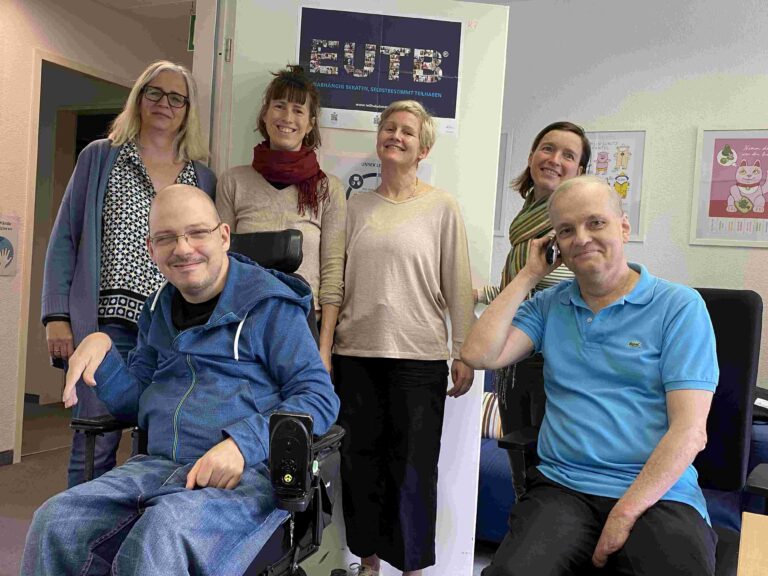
[150,223,222,249]
[143,85,189,109]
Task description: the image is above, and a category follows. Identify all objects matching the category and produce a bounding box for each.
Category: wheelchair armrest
[746,463,768,514]
[497,426,539,452]
[312,425,345,457]
[71,415,136,434]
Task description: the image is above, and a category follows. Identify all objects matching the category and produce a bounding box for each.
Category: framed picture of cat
[585,130,646,242]
[691,128,768,247]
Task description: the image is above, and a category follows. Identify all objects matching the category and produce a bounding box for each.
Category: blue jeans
[68,322,137,487]
[22,455,288,575]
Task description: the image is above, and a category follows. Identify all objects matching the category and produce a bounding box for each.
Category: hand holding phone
[545,237,560,266]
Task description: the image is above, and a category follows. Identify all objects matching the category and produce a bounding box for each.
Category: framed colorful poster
[297,6,463,134]
[691,129,768,247]
[585,130,646,241]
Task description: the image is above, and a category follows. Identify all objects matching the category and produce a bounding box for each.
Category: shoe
[348,562,380,576]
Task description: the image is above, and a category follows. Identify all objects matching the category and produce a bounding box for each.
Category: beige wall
[0,0,193,462]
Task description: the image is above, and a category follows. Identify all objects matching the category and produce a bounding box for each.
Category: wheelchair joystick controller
[269,412,314,513]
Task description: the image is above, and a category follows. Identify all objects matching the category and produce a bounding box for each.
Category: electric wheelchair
[71,230,344,576]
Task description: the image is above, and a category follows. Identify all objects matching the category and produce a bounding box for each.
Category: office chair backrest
[229,229,303,273]
[693,288,763,492]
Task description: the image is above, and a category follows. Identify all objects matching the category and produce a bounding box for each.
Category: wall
[25,62,129,405]
[0,0,195,463]
[487,0,768,388]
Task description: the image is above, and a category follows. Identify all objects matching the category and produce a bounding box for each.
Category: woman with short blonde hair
[333,100,474,576]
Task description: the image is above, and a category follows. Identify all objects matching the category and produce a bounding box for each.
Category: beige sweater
[216,166,346,309]
[334,186,474,360]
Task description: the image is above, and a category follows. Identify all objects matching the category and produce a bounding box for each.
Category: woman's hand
[447,359,474,397]
[319,346,333,375]
[46,320,75,361]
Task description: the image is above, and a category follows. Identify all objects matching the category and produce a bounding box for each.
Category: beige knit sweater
[216,166,346,309]
[334,186,474,360]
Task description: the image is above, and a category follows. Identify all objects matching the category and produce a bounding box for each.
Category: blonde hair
[378,100,437,153]
[108,61,208,162]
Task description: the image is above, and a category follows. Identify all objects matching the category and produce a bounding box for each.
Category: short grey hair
[548,175,624,217]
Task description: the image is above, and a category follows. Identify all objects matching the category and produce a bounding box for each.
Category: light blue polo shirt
[512,263,718,521]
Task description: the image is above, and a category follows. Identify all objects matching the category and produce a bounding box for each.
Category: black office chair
[499,288,765,576]
[72,229,343,576]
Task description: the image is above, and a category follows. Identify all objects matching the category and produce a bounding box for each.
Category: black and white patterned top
[98,140,197,326]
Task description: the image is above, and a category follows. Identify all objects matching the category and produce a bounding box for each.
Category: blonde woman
[333,100,474,575]
[42,60,216,487]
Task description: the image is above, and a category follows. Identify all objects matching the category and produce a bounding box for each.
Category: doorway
[22,61,128,457]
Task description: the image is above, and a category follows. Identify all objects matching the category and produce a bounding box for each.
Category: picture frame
[690,128,768,247]
[585,130,646,242]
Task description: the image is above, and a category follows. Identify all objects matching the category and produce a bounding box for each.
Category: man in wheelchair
[22,184,340,575]
[462,176,718,575]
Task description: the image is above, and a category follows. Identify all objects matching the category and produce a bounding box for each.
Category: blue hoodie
[93,253,339,467]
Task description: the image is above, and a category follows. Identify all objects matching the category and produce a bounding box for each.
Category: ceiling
[91,0,194,20]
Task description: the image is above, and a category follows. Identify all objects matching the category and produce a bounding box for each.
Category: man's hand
[592,509,637,568]
[62,333,113,408]
[524,235,561,280]
[47,320,76,361]
[447,359,474,397]
[185,437,245,490]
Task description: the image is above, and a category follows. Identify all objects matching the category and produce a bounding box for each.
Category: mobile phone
[545,237,560,265]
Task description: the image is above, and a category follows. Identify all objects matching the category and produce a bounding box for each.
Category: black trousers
[495,353,547,498]
[482,468,717,576]
[332,355,449,571]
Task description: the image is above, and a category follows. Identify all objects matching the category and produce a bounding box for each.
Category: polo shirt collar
[559,262,656,308]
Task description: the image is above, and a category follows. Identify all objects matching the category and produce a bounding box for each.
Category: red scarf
[252,142,329,218]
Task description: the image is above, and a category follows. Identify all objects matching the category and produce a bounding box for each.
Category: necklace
[408,177,419,199]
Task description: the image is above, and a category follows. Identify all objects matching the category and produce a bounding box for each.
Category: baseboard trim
[0,450,13,467]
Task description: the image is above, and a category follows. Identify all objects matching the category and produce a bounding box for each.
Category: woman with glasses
[42,60,216,487]
[216,65,345,373]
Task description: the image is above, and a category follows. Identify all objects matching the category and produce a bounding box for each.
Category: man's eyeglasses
[143,85,189,109]
[150,223,222,249]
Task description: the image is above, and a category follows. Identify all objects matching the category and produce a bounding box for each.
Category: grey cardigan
[41,139,217,345]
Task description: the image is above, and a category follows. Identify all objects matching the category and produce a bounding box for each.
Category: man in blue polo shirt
[462,175,718,576]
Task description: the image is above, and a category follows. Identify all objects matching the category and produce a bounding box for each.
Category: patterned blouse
[98,140,197,326]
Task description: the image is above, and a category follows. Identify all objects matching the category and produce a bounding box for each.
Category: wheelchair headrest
[229,229,303,274]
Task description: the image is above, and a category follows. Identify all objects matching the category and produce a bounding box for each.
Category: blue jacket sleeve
[224,300,340,466]
[93,305,158,421]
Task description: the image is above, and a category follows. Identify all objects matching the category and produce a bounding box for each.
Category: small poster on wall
[0,216,18,277]
[691,128,768,247]
[585,130,646,241]
[297,6,463,134]
[320,151,433,199]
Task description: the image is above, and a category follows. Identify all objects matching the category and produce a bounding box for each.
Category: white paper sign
[0,216,18,277]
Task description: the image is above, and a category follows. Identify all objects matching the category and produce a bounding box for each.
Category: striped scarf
[500,192,553,289]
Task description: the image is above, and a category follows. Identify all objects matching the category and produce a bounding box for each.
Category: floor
[0,402,497,575]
